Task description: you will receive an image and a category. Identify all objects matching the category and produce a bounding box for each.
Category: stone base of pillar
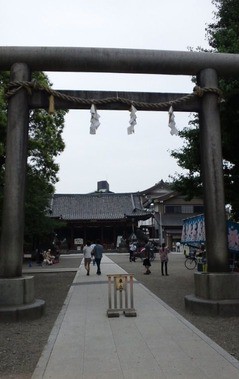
[0,276,45,321]
[185,272,239,316]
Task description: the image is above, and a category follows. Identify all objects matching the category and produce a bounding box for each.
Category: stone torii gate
[0,46,239,318]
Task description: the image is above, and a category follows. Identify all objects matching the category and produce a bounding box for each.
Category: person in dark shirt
[143,241,151,274]
[92,240,104,275]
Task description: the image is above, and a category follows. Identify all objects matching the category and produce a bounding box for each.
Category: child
[143,257,151,274]
[143,243,151,275]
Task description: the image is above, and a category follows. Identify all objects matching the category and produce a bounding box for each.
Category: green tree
[171,0,239,219]
[0,71,67,249]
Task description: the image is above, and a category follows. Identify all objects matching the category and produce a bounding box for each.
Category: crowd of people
[128,240,171,276]
[72,239,171,277]
[82,239,171,277]
[29,239,176,277]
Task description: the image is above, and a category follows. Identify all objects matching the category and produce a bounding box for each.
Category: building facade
[139,180,204,249]
[50,181,151,250]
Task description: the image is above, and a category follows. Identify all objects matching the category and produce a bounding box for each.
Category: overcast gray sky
[0,0,216,194]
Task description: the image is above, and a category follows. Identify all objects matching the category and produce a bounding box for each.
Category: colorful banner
[181,214,205,244]
[181,215,239,253]
[227,221,239,252]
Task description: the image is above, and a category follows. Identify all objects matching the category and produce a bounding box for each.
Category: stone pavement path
[32,255,239,379]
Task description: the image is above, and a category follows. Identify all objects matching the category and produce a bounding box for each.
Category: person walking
[159,243,170,276]
[83,241,93,276]
[92,240,104,275]
[143,241,152,274]
[90,241,96,265]
[129,241,136,262]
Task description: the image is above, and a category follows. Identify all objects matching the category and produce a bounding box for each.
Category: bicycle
[149,249,156,261]
[133,247,156,261]
[184,253,198,270]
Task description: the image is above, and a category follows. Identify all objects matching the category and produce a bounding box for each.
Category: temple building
[50,180,204,251]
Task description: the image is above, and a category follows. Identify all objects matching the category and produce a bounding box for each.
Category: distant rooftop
[51,192,151,221]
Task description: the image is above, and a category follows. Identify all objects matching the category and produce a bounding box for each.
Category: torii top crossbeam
[1,46,239,76]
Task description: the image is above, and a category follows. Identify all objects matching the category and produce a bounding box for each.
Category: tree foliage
[171,0,239,219]
[0,71,67,249]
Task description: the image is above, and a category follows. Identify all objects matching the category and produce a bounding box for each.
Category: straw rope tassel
[48,95,55,114]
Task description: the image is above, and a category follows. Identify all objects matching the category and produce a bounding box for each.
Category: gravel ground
[0,257,80,379]
[0,253,238,378]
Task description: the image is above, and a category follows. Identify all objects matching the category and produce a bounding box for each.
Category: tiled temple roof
[50,193,151,221]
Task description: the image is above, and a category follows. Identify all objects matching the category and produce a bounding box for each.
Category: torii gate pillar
[0,63,30,278]
[0,63,45,320]
[199,68,228,272]
[185,69,239,316]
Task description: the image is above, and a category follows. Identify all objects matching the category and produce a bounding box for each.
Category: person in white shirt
[90,242,96,265]
[129,242,137,262]
[83,241,93,276]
